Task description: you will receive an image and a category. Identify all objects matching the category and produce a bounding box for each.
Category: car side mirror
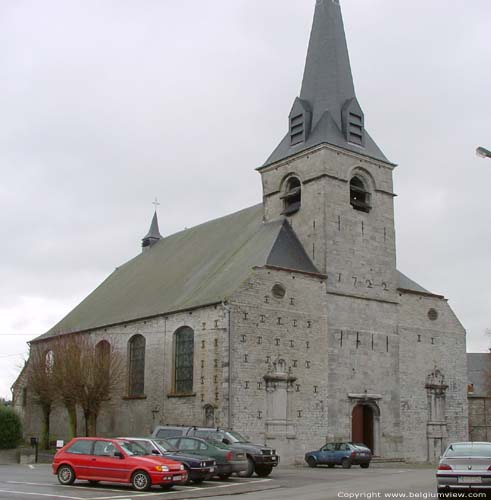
[152,450,160,455]
[222,438,230,445]
[114,451,124,459]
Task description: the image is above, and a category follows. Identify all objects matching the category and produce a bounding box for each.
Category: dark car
[52,437,187,491]
[305,442,372,469]
[166,436,248,479]
[119,437,216,484]
[437,442,491,495]
[152,425,279,477]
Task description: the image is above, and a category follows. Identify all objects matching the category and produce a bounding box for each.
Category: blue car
[305,442,372,469]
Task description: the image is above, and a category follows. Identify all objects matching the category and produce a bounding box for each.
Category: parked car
[305,442,372,469]
[52,437,187,491]
[119,437,216,484]
[152,425,279,477]
[166,435,248,479]
[437,441,491,495]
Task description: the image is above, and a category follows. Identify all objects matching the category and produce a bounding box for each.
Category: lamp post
[476,146,491,159]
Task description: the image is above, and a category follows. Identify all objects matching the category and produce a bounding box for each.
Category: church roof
[397,271,431,294]
[35,205,319,341]
[262,0,391,168]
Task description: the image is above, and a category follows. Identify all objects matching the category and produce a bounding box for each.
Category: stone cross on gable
[152,197,160,210]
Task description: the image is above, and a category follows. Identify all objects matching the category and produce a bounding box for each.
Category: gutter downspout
[222,301,232,429]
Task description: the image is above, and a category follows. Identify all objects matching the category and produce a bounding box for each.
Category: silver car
[437,442,491,495]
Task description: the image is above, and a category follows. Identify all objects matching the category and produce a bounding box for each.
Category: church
[15,0,468,464]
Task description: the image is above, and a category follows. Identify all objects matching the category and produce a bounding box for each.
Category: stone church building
[16,0,468,463]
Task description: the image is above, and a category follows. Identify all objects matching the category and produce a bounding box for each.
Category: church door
[352,404,374,452]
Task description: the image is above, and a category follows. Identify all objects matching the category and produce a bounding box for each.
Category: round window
[272,284,286,299]
[428,308,438,321]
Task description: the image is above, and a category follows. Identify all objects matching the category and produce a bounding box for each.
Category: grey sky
[1,0,490,399]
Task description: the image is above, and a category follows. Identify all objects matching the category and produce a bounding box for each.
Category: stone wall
[398,291,468,462]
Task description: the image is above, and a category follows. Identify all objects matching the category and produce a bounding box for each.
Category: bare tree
[26,344,58,449]
[51,336,83,439]
[69,336,124,436]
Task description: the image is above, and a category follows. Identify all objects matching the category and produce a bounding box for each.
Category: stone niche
[426,369,448,462]
[263,359,297,439]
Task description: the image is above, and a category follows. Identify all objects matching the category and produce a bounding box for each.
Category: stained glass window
[175,327,194,394]
[128,335,145,396]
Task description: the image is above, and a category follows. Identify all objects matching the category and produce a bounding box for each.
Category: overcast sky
[1,0,490,399]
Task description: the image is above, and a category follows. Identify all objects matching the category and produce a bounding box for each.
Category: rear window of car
[445,443,491,457]
[156,428,183,439]
[66,440,92,455]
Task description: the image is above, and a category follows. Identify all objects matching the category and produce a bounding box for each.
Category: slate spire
[142,211,162,250]
[300,0,355,130]
[262,0,390,168]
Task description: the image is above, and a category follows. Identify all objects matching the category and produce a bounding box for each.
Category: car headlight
[155,465,169,472]
[180,464,185,471]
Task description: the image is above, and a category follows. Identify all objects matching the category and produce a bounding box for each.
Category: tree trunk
[67,403,77,439]
[41,406,51,450]
[87,412,97,436]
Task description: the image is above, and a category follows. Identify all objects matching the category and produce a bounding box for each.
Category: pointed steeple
[142,211,162,250]
[262,0,390,168]
[300,0,355,130]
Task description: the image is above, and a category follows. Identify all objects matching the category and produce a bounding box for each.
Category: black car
[119,437,216,484]
[152,426,279,477]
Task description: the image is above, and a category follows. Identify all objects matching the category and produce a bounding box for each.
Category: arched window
[128,335,145,397]
[350,176,371,213]
[174,327,194,394]
[96,340,111,379]
[282,177,301,215]
[45,350,55,374]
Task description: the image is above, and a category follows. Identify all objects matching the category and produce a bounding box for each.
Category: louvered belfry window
[128,335,145,396]
[281,177,302,215]
[348,112,364,145]
[175,327,194,394]
[350,176,371,213]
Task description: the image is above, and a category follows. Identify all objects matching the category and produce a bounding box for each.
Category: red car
[52,437,187,491]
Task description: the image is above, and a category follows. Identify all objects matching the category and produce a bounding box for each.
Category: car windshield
[226,431,250,443]
[445,443,491,458]
[153,439,178,453]
[116,440,148,456]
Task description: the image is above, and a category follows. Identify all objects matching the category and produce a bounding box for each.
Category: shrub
[0,406,22,449]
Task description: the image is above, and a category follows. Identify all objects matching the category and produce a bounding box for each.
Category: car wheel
[57,465,75,486]
[341,458,351,469]
[255,465,273,477]
[237,456,255,478]
[218,473,231,480]
[131,470,151,491]
[306,456,317,468]
[360,463,369,469]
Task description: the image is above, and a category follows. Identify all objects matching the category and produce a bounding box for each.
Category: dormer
[289,98,312,146]
[342,98,365,147]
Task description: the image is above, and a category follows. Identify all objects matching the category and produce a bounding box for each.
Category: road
[0,463,439,500]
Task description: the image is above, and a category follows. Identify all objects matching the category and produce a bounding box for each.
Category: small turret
[142,211,162,251]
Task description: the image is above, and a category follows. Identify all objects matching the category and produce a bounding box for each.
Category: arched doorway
[352,404,374,452]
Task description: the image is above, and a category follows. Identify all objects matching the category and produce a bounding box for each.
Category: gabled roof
[397,271,430,294]
[35,205,320,341]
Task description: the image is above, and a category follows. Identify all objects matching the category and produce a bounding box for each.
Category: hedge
[0,406,22,449]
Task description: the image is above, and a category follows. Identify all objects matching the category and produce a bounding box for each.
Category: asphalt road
[0,463,439,500]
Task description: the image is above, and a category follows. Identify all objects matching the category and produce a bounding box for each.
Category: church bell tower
[258,0,398,301]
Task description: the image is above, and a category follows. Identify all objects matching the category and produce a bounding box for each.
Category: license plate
[458,476,482,484]
[210,467,215,472]
[173,475,182,481]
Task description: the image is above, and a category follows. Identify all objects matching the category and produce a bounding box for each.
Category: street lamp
[476,146,491,159]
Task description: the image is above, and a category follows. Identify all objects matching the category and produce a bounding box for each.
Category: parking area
[0,464,278,500]
[0,463,438,500]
